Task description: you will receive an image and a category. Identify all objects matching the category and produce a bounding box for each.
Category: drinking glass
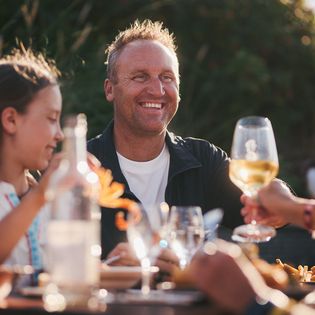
[127,203,166,296]
[168,206,205,269]
[229,116,279,242]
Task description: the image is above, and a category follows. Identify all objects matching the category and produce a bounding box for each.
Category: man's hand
[155,248,179,273]
[105,242,139,266]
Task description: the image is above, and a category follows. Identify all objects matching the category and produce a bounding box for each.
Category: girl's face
[14,85,63,170]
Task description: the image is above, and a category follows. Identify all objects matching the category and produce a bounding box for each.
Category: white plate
[19,286,45,297]
[100,266,158,290]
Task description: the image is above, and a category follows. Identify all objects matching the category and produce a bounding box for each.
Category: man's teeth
[142,103,162,109]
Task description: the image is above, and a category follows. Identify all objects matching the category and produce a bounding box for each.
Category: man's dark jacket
[88,121,243,258]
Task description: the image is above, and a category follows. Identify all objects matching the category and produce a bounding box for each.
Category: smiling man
[87,20,244,261]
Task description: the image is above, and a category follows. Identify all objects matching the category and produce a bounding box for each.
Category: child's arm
[0,154,62,264]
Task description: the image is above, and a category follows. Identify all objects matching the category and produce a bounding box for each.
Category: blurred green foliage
[1,0,315,195]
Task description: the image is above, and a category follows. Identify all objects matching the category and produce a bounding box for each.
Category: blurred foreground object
[0,265,33,301]
[91,166,140,231]
[306,166,315,197]
[45,114,101,308]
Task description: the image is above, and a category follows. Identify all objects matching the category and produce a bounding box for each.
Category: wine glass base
[231,224,276,243]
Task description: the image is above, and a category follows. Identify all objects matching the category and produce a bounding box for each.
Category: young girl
[0,47,63,270]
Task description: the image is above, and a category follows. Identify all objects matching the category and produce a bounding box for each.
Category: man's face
[105,39,180,137]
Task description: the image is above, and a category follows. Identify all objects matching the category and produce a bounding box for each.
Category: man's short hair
[105,19,177,83]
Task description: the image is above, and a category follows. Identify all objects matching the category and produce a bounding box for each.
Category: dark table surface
[0,295,232,315]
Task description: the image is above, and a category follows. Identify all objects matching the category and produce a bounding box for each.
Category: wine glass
[229,116,279,242]
[127,203,166,296]
[168,206,205,269]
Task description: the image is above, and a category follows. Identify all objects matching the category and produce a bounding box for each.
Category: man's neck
[113,127,166,162]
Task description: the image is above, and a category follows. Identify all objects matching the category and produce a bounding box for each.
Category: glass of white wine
[229,116,279,243]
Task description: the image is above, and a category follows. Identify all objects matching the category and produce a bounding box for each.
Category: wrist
[26,186,46,209]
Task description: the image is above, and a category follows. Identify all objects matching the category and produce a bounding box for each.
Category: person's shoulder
[87,133,104,153]
[0,181,16,194]
[171,133,228,159]
[87,121,113,154]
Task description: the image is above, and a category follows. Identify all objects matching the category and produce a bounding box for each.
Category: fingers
[87,153,101,169]
[154,249,179,274]
[158,248,179,265]
[36,153,64,198]
[106,242,139,266]
[155,258,176,274]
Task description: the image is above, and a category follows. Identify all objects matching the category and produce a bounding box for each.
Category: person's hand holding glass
[229,116,279,243]
[168,206,205,269]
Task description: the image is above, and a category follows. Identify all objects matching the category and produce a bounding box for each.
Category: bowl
[100,265,158,290]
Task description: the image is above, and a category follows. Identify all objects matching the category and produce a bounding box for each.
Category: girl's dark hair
[0,46,60,115]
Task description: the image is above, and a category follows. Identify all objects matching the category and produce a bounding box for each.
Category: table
[0,296,231,315]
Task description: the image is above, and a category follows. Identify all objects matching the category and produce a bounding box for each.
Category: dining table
[0,293,233,315]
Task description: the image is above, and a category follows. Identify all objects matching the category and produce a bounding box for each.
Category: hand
[30,153,64,206]
[106,242,139,266]
[87,153,101,169]
[241,179,291,228]
[188,240,262,313]
[154,248,179,274]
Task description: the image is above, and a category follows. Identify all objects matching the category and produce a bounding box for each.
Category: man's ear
[1,107,19,135]
[104,79,114,102]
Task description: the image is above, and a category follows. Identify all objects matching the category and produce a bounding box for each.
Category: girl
[0,46,63,270]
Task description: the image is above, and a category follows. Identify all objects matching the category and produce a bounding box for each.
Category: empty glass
[168,206,205,269]
[127,203,166,295]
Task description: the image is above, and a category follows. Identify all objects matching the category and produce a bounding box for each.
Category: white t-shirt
[117,144,170,212]
[0,181,49,268]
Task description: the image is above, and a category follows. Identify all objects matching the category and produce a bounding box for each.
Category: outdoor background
[1,0,315,196]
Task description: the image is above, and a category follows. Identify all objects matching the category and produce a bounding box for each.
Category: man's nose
[146,77,165,96]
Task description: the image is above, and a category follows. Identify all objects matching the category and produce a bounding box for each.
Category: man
[88,19,245,259]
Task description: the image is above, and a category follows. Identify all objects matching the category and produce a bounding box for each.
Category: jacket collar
[165,131,202,180]
[99,120,202,187]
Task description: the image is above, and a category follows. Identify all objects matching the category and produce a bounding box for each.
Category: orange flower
[93,166,140,230]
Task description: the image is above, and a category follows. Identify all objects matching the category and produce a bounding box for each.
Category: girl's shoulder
[0,181,17,194]
[0,181,19,219]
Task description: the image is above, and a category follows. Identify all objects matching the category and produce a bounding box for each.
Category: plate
[19,286,45,297]
[100,266,158,290]
[117,289,206,305]
[0,265,34,300]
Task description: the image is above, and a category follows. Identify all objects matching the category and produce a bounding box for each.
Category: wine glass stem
[141,257,151,296]
[250,207,257,225]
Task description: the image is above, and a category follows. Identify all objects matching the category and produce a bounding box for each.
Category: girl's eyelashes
[48,116,58,123]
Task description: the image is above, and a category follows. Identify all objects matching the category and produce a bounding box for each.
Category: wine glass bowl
[229,116,279,243]
[127,204,164,295]
[168,206,204,269]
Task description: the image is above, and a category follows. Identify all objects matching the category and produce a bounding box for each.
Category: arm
[188,240,294,315]
[188,240,269,314]
[0,187,45,263]
[0,154,61,264]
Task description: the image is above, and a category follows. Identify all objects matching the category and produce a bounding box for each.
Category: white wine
[229,159,278,196]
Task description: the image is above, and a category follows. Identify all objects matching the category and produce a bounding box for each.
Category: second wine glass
[229,116,279,243]
[127,203,165,296]
[168,206,204,269]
